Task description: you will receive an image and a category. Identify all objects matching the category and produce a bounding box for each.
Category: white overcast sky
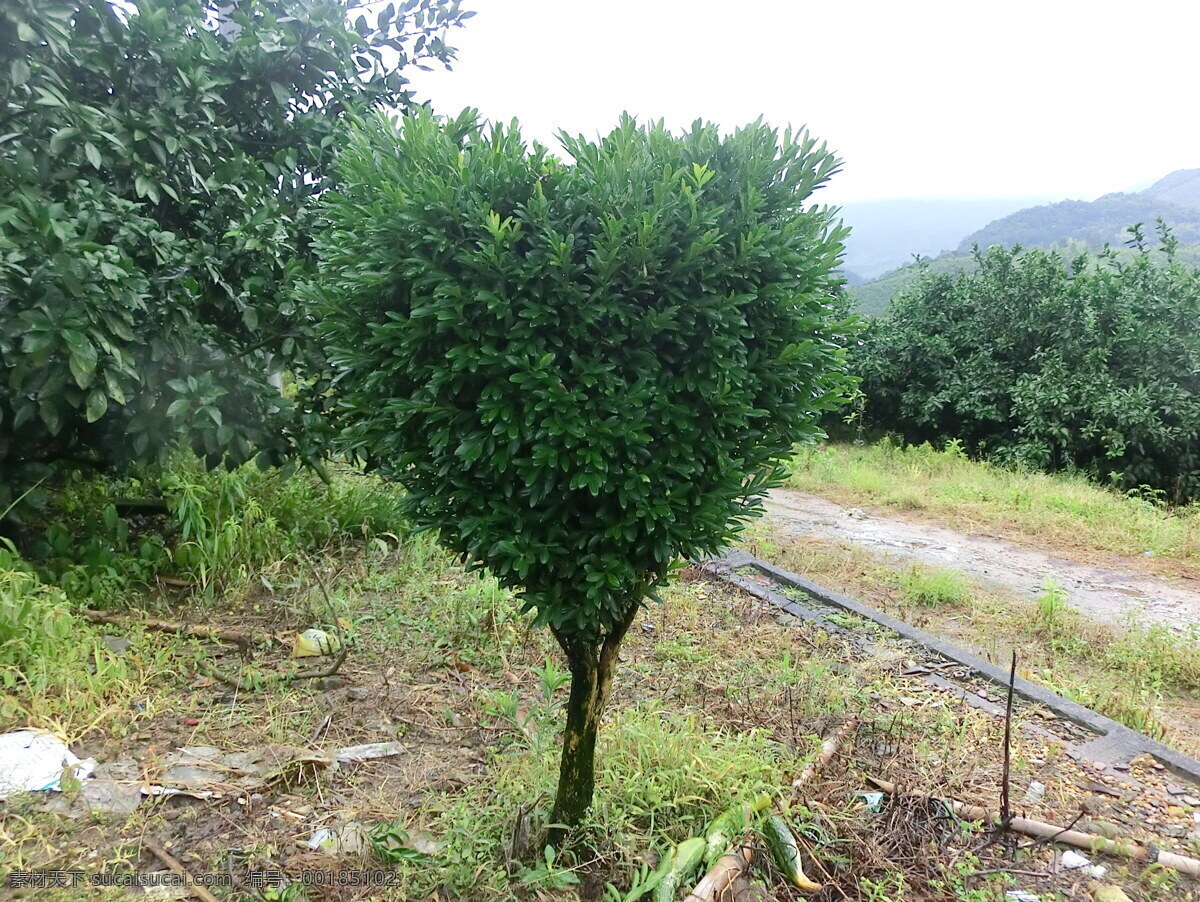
[405,0,1200,205]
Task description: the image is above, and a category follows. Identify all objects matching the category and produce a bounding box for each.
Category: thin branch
[83,609,256,648]
[289,643,349,681]
[1000,650,1016,829]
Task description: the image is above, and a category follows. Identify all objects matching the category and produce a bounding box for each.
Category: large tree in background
[0,0,470,516]
[311,109,856,835]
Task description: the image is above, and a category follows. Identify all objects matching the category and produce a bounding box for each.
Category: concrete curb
[703,549,1200,785]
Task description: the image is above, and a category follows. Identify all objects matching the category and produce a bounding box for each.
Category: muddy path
[763,489,1200,635]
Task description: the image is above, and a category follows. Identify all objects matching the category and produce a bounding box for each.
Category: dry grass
[787,441,1200,580]
[742,524,1200,756]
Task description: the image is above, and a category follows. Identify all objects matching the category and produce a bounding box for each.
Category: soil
[765,489,1200,635]
[11,565,1200,900]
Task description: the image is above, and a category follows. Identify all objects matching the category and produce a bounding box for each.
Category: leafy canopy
[313,110,855,635]
[0,0,469,513]
[858,225,1200,501]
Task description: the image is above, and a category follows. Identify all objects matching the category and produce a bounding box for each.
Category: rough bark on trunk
[547,603,639,843]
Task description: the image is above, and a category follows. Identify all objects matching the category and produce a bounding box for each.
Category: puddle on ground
[764,490,1200,635]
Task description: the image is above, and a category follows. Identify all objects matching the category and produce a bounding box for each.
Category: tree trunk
[548,603,639,844]
[548,638,602,837]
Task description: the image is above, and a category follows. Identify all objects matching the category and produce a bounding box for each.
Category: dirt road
[763,489,1200,635]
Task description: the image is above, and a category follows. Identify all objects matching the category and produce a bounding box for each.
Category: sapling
[311,109,855,837]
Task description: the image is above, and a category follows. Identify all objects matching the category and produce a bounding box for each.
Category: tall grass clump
[29,454,409,604]
[0,540,172,735]
[0,541,75,683]
[896,564,969,607]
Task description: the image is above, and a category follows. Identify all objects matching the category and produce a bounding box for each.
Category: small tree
[312,110,855,833]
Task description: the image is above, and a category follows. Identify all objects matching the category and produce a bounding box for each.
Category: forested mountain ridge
[847,169,1200,314]
[1141,168,1200,208]
[957,171,1200,251]
[838,196,1055,280]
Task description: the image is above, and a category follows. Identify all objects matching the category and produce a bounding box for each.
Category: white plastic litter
[1005,891,1041,902]
[307,823,368,855]
[307,827,336,849]
[1061,849,1107,878]
[334,741,406,763]
[0,730,96,799]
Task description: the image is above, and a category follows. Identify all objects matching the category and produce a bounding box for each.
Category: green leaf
[84,141,102,169]
[50,127,79,154]
[85,390,108,423]
[63,331,98,388]
[39,402,63,435]
[104,371,126,405]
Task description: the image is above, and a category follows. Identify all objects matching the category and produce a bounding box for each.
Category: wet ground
[764,489,1200,635]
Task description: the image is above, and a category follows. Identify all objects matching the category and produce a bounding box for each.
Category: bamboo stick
[683,847,753,902]
[793,715,859,790]
[83,609,257,645]
[686,716,858,901]
[868,776,1200,878]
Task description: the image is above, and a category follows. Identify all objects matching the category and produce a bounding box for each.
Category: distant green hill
[848,169,1200,315]
[1141,169,1200,208]
[848,253,976,316]
[957,193,1200,252]
[837,196,1054,280]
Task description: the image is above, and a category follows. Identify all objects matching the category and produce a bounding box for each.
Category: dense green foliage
[849,239,1200,317]
[858,228,1200,500]
[311,109,854,826]
[313,109,853,637]
[0,0,468,515]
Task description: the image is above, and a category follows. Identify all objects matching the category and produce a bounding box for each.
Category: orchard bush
[859,225,1200,501]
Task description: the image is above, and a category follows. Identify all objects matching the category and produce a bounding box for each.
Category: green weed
[1035,578,1069,632]
[0,542,197,736]
[896,565,969,607]
[28,454,408,605]
[386,706,786,900]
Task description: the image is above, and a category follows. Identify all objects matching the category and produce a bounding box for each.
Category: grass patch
[895,564,970,607]
[0,541,204,737]
[751,529,1200,749]
[26,453,409,606]
[788,439,1200,575]
[7,463,1196,900]
[403,706,786,900]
